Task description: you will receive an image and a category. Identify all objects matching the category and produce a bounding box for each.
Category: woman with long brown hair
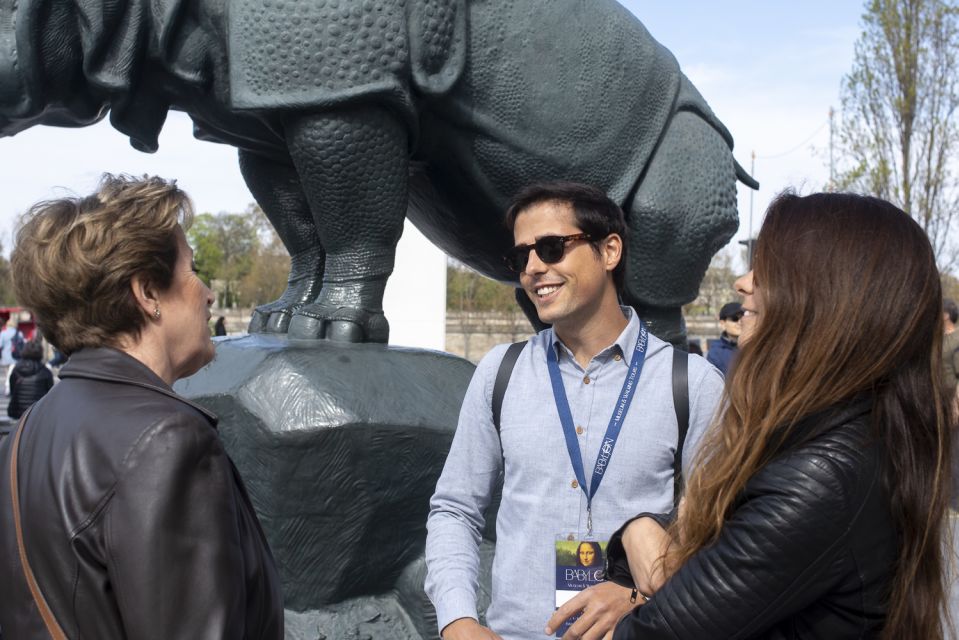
[593,192,950,638]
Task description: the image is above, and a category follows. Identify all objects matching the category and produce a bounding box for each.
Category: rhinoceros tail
[735,159,759,190]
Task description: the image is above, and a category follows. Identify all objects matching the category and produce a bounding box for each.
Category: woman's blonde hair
[11,174,194,354]
[672,191,950,639]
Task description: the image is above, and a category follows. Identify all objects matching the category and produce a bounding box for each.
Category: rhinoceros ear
[110,94,167,154]
[408,0,466,96]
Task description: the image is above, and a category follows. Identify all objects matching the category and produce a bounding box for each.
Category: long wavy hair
[671,192,951,639]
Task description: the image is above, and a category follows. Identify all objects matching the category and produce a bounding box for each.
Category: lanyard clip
[586,506,593,538]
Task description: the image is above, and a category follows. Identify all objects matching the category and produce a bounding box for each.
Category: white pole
[748,150,755,267]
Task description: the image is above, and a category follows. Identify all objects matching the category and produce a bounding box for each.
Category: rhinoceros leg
[283,106,408,343]
[238,150,325,333]
[624,110,740,345]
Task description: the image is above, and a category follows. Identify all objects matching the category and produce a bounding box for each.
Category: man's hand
[544,581,635,640]
[621,517,672,597]
[442,617,504,640]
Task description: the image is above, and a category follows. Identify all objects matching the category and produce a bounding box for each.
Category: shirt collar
[551,306,638,365]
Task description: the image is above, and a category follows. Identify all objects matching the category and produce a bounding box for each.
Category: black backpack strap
[492,341,526,433]
[484,341,526,542]
[672,347,690,506]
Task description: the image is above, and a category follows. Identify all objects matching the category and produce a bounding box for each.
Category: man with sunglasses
[706,301,743,376]
[425,182,724,640]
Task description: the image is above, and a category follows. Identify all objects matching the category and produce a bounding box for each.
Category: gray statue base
[175,335,484,639]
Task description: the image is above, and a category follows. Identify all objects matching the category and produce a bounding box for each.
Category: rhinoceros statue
[0,0,755,343]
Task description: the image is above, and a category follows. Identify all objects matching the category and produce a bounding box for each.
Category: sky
[0,2,866,266]
[632,1,864,262]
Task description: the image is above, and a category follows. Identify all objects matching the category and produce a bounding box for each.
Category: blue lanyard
[546,321,648,535]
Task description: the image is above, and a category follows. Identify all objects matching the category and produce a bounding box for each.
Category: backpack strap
[672,348,690,506]
[492,341,526,433]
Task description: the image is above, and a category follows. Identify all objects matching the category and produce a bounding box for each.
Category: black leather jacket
[0,348,284,639]
[608,400,896,639]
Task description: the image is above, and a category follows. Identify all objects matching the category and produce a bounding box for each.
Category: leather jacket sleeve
[612,433,882,639]
[103,413,248,639]
[605,510,675,588]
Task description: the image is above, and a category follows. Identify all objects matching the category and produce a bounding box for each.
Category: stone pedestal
[175,334,476,639]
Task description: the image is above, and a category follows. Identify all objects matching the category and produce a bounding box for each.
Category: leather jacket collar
[58,347,218,426]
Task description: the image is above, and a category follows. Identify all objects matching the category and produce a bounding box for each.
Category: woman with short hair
[0,174,283,639]
[552,192,951,639]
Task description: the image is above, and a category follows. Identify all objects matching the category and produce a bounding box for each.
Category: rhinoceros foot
[249,264,326,334]
[287,303,389,343]
[249,302,302,334]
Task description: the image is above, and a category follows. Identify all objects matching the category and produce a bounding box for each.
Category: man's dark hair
[945,298,958,324]
[505,181,629,293]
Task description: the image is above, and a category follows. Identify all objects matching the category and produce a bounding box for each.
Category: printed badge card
[554,538,608,637]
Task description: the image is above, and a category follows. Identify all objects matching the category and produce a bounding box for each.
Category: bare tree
[686,249,738,318]
[836,0,959,270]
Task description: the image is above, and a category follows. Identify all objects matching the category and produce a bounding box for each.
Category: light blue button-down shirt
[426,308,725,639]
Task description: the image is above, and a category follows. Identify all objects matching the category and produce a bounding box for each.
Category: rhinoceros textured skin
[0,0,755,343]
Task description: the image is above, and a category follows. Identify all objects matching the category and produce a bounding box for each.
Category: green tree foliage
[0,243,15,306]
[238,232,291,306]
[188,205,282,308]
[188,214,226,285]
[684,249,738,317]
[446,263,518,313]
[836,0,959,270]
[446,262,524,359]
[943,272,959,301]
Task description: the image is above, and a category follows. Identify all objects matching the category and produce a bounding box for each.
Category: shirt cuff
[434,587,479,636]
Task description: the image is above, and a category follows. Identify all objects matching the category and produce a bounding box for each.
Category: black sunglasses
[503,233,593,272]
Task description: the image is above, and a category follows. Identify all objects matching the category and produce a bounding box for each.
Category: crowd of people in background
[0,310,234,428]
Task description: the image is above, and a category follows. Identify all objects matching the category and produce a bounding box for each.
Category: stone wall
[215,309,724,362]
[444,312,535,363]
[444,311,723,362]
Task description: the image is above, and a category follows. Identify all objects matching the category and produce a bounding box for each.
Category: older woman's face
[156,228,215,380]
[734,270,761,345]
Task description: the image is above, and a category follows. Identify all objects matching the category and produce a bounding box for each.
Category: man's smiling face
[512,201,614,332]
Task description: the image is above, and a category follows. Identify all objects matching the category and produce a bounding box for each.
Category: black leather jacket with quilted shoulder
[0,347,284,639]
[608,399,897,639]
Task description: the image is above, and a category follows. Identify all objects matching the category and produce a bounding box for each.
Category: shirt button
[576,425,584,435]
[571,479,579,489]
[583,375,591,384]
[613,354,622,361]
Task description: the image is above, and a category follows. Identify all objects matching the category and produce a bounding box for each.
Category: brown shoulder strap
[10,405,67,640]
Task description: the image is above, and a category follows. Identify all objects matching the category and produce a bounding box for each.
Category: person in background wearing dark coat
[7,340,53,420]
[705,301,742,375]
[942,299,958,414]
[0,175,283,639]
[552,192,951,639]
[213,316,227,336]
